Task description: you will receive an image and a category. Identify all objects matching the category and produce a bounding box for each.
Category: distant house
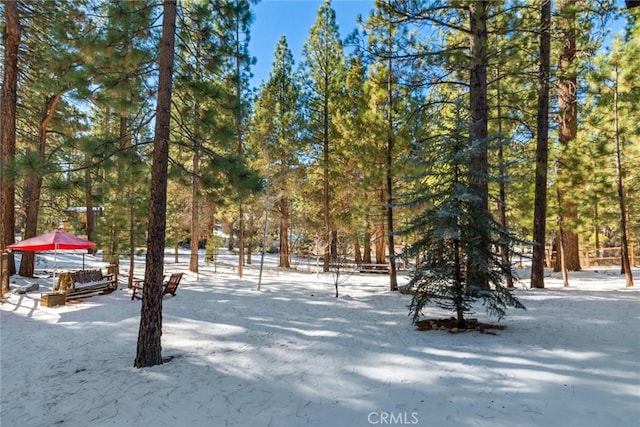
[65,207,104,215]
[65,207,104,231]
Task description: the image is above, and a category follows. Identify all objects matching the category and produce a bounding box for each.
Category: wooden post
[107,264,118,288]
[631,244,635,267]
[545,247,553,268]
[1,252,10,296]
[584,247,590,269]
[55,272,71,292]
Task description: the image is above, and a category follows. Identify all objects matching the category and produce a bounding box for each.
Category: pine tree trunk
[19,91,65,277]
[331,230,338,262]
[468,1,489,210]
[238,204,244,277]
[354,238,362,264]
[174,226,179,263]
[109,114,128,268]
[555,212,570,287]
[363,229,372,264]
[453,132,466,327]
[375,188,385,265]
[128,203,135,289]
[190,149,199,273]
[322,86,331,272]
[279,197,291,268]
[190,81,202,273]
[1,0,20,278]
[227,224,234,251]
[84,163,95,254]
[466,0,490,291]
[496,66,513,287]
[246,215,254,265]
[593,199,600,255]
[206,208,216,262]
[555,0,581,272]
[553,231,580,272]
[386,42,398,291]
[135,0,177,369]
[454,236,466,328]
[531,0,552,289]
[613,66,633,287]
[235,17,245,280]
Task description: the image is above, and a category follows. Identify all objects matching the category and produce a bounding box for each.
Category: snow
[1,250,639,427]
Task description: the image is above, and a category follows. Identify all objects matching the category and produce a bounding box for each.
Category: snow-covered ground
[1,249,638,427]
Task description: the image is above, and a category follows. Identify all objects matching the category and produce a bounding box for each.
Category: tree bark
[190,43,202,274]
[128,202,135,289]
[363,229,372,264]
[495,66,513,287]
[108,114,128,266]
[531,0,552,289]
[375,188,385,265]
[354,238,362,264]
[235,15,245,279]
[468,1,489,211]
[1,0,21,279]
[322,78,331,272]
[386,37,398,291]
[134,0,177,369]
[613,66,633,287]
[238,203,244,276]
[466,0,490,291]
[84,161,95,253]
[19,90,66,277]
[278,197,291,268]
[190,148,199,273]
[554,0,581,272]
[246,215,254,265]
[331,230,338,261]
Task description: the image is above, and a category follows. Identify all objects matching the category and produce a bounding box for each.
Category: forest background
[1,0,638,297]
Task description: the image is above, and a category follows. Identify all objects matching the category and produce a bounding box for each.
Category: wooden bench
[358,263,390,274]
[326,263,391,274]
[131,273,183,301]
[55,268,117,301]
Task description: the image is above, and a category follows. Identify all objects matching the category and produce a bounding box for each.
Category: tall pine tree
[252,36,303,268]
[135,0,177,369]
[1,0,21,280]
[300,0,346,272]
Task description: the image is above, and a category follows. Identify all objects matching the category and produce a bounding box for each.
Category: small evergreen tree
[402,98,525,328]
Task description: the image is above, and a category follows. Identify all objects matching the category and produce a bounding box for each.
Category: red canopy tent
[7,230,96,252]
[7,230,96,282]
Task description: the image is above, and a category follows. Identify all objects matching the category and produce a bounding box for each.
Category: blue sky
[248,0,630,89]
[249,0,374,88]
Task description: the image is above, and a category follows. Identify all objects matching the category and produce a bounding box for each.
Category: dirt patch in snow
[415,317,506,334]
